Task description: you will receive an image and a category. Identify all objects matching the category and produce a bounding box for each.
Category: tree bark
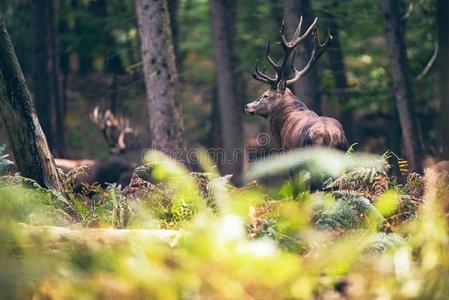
[167,0,180,66]
[437,0,449,159]
[209,0,244,179]
[135,0,186,161]
[323,7,354,142]
[50,0,67,157]
[30,0,56,152]
[268,0,283,28]
[380,0,424,172]
[283,0,322,114]
[0,13,63,192]
[30,0,66,157]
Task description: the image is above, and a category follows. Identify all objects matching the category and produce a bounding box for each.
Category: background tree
[167,0,181,67]
[380,0,424,172]
[135,0,186,160]
[209,0,244,179]
[323,3,353,142]
[0,13,63,191]
[30,0,66,156]
[437,0,449,159]
[284,0,322,113]
[0,0,441,177]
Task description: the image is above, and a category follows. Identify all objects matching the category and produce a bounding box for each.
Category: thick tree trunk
[323,8,354,142]
[209,0,244,179]
[135,0,186,161]
[0,13,63,192]
[283,0,322,114]
[380,0,424,173]
[437,0,449,159]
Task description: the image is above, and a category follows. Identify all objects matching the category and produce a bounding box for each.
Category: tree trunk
[167,0,180,66]
[209,0,244,180]
[0,13,63,192]
[380,0,424,173]
[268,0,283,28]
[437,0,449,159]
[30,0,56,152]
[49,0,67,157]
[283,0,322,114]
[323,7,354,142]
[135,0,186,161]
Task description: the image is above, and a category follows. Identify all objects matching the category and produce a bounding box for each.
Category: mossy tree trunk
[0,13,63,192]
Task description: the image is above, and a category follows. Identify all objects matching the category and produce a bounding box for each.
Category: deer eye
[263,95,268,99]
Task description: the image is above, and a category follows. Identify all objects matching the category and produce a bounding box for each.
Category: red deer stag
[244,17,347,151]
[55,107,139,189]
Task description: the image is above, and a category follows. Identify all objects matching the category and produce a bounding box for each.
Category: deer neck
[269,95,308,148]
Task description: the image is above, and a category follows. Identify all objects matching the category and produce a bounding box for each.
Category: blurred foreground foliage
[0,147,449,299]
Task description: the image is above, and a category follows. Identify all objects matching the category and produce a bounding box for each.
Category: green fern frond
[313,194,382,231]
[363,233,405,254]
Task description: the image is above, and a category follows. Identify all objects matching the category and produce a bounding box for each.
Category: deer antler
[252,16,331,90]
[90,106,136,154]
[286,27,332,86]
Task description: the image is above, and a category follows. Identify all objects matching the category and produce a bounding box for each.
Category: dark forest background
[0,0,447,176]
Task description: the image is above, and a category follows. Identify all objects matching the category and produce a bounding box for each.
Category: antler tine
[252,59,278,86]
[290,17,317,48]
[90,106,106,129]
[117,115,130,130]
[265,40,282,72]
[286,27,333,86]
[292,16,303,42]
[313,27,332,61]
[279,19,289,48]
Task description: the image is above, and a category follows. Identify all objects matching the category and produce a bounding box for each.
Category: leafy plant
[0,148,445,299]
[0,145,13,175]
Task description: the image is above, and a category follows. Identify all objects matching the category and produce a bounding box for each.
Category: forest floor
[0,147,447,299]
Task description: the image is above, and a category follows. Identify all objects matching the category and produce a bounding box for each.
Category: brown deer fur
[268,89,346,150]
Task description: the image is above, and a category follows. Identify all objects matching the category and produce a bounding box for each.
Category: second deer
[55,107,139,189]
[244,17,347,151]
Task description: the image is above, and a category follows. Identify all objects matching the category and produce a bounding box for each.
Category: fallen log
[21,225,180,247]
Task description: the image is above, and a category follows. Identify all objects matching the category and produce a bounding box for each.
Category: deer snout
[244,104,255,115]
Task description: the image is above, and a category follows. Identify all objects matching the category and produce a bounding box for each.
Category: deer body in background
[55,107,139,190]
[244,17,347,151]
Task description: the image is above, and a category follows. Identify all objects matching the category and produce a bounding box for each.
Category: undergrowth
[0,146,448,299]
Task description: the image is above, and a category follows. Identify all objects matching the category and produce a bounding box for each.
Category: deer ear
[277,79,287,93]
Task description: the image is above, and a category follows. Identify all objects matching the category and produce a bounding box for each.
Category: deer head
[90,107,139,154]
[244,17,332,118]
